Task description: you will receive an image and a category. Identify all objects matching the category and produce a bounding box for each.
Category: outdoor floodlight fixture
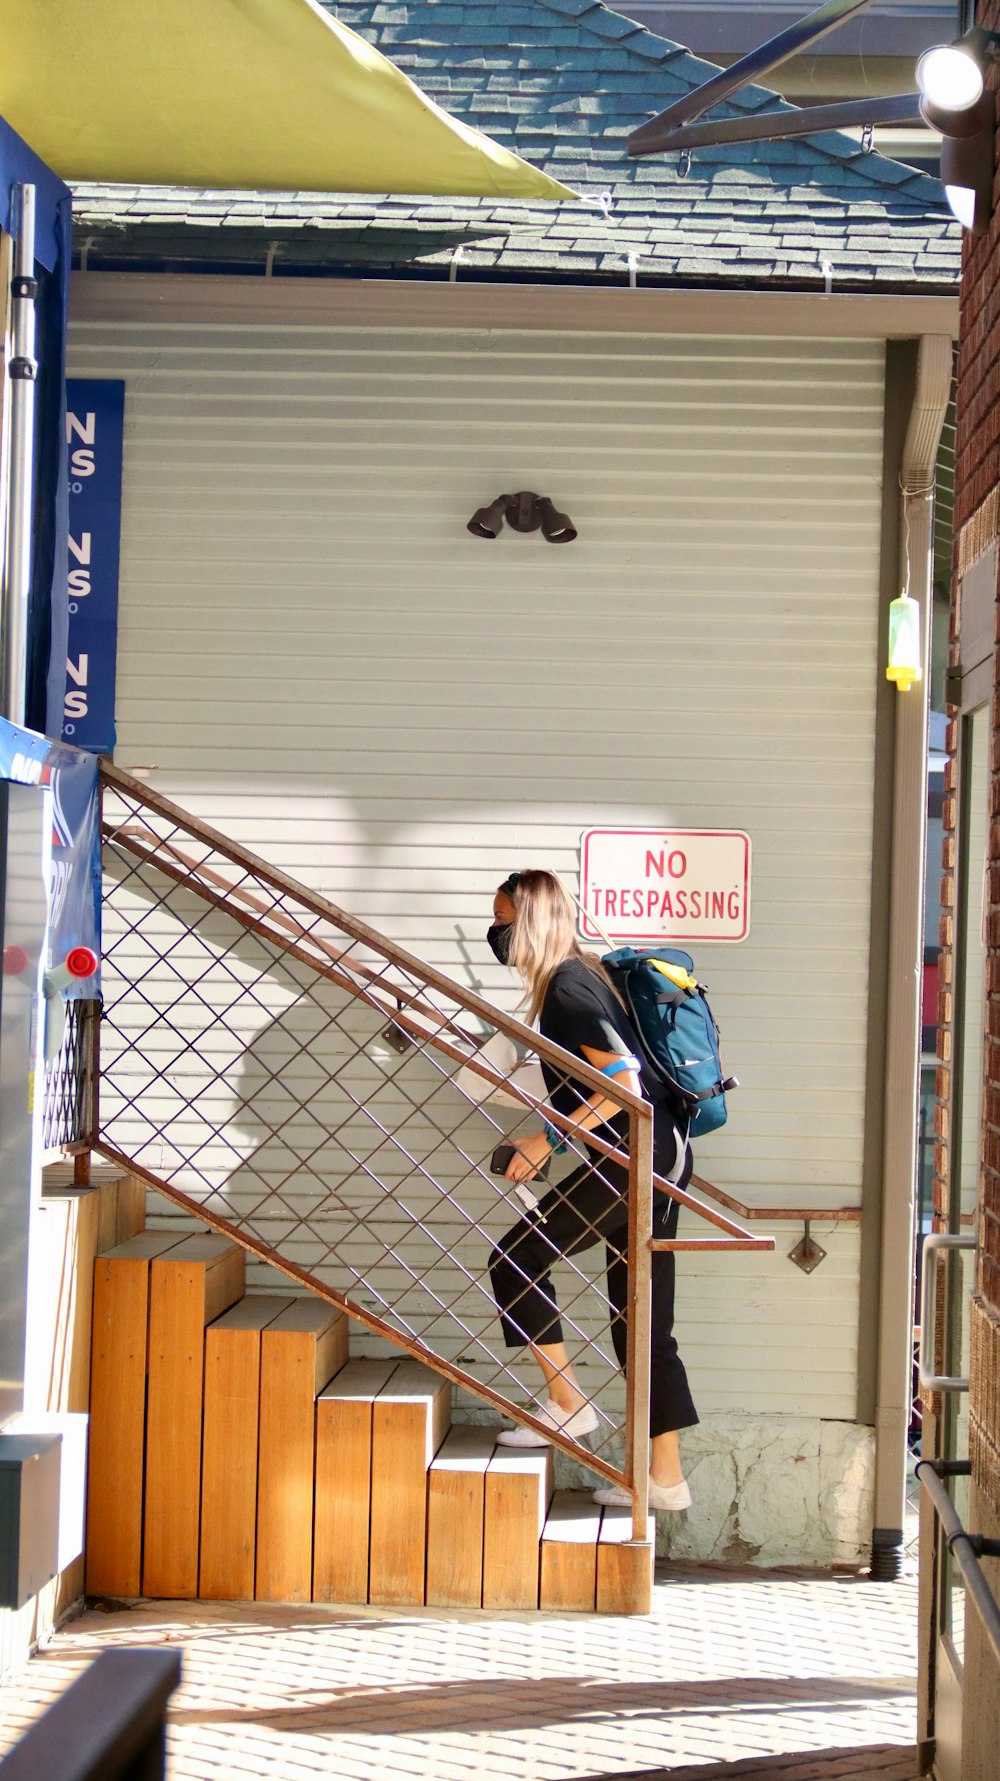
[916,30,1000,114]
[467,490,578,543]
[916,29,1000,236]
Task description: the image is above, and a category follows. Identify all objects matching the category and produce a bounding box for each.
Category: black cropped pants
[488,1115,699,1438]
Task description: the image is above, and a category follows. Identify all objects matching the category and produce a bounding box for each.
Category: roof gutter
[69,270,960,340]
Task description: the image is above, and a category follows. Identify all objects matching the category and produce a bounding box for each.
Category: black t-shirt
[539,957,645,1122]
[539,956,690,1180]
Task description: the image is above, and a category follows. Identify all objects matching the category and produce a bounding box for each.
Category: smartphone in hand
[490,1143,550,1181]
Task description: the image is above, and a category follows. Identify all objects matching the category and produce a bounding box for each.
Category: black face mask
[487,922,513,965]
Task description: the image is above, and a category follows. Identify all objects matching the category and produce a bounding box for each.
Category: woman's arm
[505,1045,642,1183]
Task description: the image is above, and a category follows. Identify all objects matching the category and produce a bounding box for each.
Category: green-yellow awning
[0,0,575,200]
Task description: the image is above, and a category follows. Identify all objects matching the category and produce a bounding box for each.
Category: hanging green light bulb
[886,591,922,692]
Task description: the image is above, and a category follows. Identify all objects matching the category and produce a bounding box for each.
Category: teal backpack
[601,946,737,1138]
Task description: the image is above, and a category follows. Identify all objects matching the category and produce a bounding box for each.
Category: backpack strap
[659,1116,691,1189]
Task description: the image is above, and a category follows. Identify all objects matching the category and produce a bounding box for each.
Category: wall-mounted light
[467,490,577,543]
[916,30,1000,114]
[917,28,1000,235]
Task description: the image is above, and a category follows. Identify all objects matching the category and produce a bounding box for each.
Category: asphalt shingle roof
[71,0,960,291]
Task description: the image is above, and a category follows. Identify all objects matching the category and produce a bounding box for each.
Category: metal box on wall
[0,783,49,1431]
[0,1433,61,1609]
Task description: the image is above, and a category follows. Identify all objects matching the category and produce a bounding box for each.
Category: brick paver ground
[0,1566,918,1779]
[596,1746,917,1779]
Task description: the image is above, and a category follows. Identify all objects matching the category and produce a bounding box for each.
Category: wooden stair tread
[598,1505,656,1545]
[375,1358,448,1402]
[430,1426,496,1472]
[264,1296,345,1336]
[318,1357,398,1402]
[208,1294,294,1333]
[542,1489,603,1543]
[155,1232,242,1266]
[487,1446,553,1477]
[96,1231,185,1262]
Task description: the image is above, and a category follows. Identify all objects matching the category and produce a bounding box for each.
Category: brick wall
[945,0,1000,1514]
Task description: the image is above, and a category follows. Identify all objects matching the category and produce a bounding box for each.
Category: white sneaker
[496,1399,600,1446]
[593,1476,692,1511]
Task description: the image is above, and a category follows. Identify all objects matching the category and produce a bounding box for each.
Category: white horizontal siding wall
[69,320,886,1421]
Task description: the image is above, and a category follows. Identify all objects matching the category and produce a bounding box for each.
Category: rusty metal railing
[93,764,773,1536]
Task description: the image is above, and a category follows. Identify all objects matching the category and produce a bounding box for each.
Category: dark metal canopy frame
[626,0,973,160]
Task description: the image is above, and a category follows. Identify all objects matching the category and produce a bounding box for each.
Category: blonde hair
[505,869,614,1023]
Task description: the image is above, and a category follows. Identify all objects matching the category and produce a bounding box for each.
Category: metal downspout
[1,184,38,727]
[870,333,953,1580]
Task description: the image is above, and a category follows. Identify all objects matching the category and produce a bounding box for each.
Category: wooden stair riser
[540,1489,604,1613]
[596,1506,656,1615]
[199,1295,295,1601]
[369,1362,451,1606]
[255,1299,348,1603]
[143,1236,246,1598]
[426,1426,497,1609]
[86,1232,186,1597]
[483,1448,553,1611]
[314,1358,399,1604]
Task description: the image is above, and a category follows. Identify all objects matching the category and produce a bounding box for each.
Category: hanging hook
[579,189,615,219]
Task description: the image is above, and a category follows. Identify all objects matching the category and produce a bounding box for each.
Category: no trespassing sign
[579,828,751,946]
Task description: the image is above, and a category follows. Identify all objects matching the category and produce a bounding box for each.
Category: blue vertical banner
[62,379,125,753]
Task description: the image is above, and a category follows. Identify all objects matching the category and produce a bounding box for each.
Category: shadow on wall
[99,849,610,1390]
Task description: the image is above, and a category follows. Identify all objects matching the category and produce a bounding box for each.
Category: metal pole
[2,183,38,728]
[629,94,922,157]
[628,0,880,155]
[871,334,953,1581]
[626,1105,653,1542]
[916,1460,1000,1669]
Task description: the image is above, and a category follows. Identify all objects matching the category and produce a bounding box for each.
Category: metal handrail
[916,1458,1000,1668]
[93,764,775,1532]
[98,767,842,1226]
[99,763,643,1109]
[101,810,748,1238]
[919,1233,975,1390]
[41,996,100,1160]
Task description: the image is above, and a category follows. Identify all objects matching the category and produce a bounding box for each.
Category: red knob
[65,947,98,980]
[3,944,31,977]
